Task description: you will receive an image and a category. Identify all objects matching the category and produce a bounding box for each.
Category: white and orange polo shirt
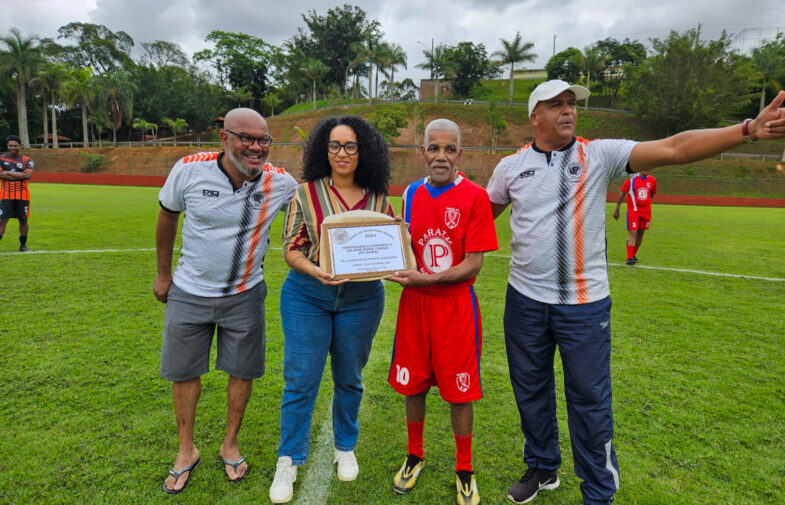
[159,151,297,297]
[487,136,636,305]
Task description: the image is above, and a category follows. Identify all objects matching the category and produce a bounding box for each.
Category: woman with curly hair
[270,116,394,503]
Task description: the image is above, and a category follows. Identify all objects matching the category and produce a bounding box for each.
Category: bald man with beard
[154,108,297,494]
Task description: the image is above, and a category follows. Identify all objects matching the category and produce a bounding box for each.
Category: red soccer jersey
[402,173,498,292]
[620,174,656,213]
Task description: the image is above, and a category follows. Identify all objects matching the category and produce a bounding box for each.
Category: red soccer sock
[626,245,635,259]
[633,245,640,256]
[406,418,424,459]
[454,433,473,472]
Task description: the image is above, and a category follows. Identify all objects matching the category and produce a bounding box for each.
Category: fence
[274,98,632,117]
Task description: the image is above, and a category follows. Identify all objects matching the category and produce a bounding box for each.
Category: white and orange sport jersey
[159,151,297,297]
[487,137,636,305]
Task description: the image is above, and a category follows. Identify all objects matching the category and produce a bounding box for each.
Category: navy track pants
[504,284,619,505]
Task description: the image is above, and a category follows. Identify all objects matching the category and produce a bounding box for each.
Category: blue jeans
[278,269,385,464]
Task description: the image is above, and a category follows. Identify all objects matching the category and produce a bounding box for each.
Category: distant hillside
[267,101,785,155]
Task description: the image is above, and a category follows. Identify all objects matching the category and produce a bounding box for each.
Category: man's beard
[226,147,264,178]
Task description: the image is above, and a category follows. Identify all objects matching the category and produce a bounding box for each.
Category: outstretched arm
[629,91,785,171]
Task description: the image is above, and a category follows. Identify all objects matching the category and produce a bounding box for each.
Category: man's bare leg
[405,391,428,423]
[635,228,646,249]
[450,402,473,437]
[164,377,201,492]
[220,376,252,480]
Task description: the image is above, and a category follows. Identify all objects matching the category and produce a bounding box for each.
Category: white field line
[2,247,782,282]
[484,253,785,282]
[0,247,155,256]
[294,409,334,505]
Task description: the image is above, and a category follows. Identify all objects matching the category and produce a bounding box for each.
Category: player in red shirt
[387,119,498,505]
[0,135,35,251]
[613,171,657,265]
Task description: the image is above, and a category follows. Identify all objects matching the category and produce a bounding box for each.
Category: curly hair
[302,116,390,194]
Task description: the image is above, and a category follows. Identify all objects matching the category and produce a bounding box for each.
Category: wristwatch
[741,119,756,143]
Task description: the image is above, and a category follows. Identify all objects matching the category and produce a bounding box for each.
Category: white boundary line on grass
[484,253,785,282]
[294,410,334,505]
[606,262,785,282]
[0,247,155,256]
[2,247,783,282]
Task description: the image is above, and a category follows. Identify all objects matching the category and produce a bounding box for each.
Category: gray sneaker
[507,467,559,503]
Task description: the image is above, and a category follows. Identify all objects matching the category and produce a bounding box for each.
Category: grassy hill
[268,101,785,154]
[265,101,785,198]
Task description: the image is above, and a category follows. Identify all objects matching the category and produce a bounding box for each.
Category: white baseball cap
[528,80,590,117]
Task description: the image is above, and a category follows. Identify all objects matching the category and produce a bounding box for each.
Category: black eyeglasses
[225,129,273,147]
[327,141,359,155]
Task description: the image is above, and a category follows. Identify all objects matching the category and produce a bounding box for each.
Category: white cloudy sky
[13,0,785,82]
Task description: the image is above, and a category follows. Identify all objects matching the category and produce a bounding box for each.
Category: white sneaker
[333,449,359,481]
[269,456,297,503]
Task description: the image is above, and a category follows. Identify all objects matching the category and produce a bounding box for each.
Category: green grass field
[1,184,783,505]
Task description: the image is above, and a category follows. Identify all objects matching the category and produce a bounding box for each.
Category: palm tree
[225,86,252,107]
[62,67,96,147]
[572,45,605,110]
[492,32,537,104]
[751,38,785,113]
[29,62,69,149]
[361,35,383,104]
[373,42,394,100]
[162,117,188,146]
[132,118,158,143]
[0,28,42,148]
[262,92,281,116]
[386,43,407,100]
[88,111,110,147]
[299,59,330,110]
[98,72,137,146]
[28,70,49,149]
[347,42,369,99]
[416,44,448,103]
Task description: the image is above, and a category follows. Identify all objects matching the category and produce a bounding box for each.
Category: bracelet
[742,119,756,143]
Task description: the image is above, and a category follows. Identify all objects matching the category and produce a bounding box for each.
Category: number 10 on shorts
[395,365,410,385]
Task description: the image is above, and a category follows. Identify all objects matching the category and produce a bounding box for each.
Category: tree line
[1,3,783,148]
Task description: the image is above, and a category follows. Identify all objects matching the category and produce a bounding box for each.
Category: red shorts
[627,211,651,231]
[388,285,482,403]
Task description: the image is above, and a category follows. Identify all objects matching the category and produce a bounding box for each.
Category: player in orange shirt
[0,135,35,251]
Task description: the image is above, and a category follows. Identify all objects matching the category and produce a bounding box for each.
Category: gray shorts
[160,281,267,381]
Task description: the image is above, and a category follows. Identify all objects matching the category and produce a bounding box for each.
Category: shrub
[367,107,408,144]
[80,152,109,173]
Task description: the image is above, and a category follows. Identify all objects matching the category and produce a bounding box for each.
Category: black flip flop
[162,456,201,495]
[220,452,250,483]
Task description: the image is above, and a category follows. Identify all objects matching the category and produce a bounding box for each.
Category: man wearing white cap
[486,80,785,505]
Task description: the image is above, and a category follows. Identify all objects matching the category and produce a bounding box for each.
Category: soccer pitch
[1,183,782,505]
